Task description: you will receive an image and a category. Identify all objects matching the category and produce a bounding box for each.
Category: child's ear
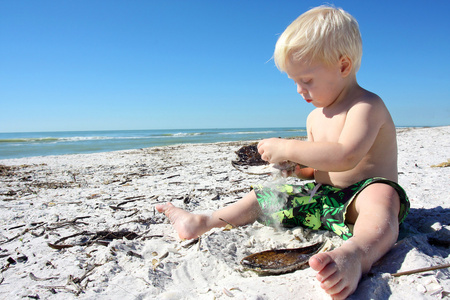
[339,55,353,77]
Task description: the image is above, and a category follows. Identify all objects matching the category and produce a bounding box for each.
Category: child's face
[285,57,346,108]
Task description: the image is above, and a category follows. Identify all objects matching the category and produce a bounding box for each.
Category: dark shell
[232,143,268,167]
[240,241,324,275]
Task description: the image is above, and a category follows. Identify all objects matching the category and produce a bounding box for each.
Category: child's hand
[273,161,297,172]
[257,138,288,163]
[281,164,311,178]
[273,161,297,178]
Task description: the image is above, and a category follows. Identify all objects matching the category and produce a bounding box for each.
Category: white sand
[0,126,449,299]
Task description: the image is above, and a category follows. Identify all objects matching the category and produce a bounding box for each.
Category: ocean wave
[0,133,211,144]
[60,136,148,142]
[219,130,276,135]
[285,129,307,132]
[0,136,146,144]
[0,137,60,143]
[160,132,205,137]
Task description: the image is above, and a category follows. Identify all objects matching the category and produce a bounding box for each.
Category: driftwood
[391,263,450,277]
[29,272,59,281]
[46,216,92,230]
[36,263,105,296]
[109,195,151,210]
[0,222,45,245]
[47,230,139,249]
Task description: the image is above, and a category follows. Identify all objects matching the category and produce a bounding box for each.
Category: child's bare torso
[308,92,398,188]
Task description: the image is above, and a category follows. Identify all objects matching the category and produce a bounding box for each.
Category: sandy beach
[0,126,449,299]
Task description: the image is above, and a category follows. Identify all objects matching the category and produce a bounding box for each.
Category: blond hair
[274,6,362,72]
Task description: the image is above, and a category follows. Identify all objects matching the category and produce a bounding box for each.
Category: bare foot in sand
[155,203,210,240]
[309,241,366,299]
[156,193,262,240]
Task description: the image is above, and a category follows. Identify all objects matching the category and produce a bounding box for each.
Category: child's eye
[301,79,312,84]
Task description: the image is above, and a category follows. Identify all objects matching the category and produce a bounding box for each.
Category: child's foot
[155,203,209,240]
[309,241,366,299]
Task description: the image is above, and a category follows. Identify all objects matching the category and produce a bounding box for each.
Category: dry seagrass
[231,143,301,175]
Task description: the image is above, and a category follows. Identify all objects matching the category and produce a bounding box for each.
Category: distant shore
[0,126,449,299]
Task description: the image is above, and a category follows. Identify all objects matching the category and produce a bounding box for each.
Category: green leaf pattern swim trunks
[254,177,410,240]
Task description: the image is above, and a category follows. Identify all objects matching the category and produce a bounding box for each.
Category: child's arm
[258,99,386,172]
[277,117,315,180]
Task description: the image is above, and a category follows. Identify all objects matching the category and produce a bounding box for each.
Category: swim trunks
[254,177,410,240]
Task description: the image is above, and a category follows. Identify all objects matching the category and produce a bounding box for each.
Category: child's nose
[297,84,306,94]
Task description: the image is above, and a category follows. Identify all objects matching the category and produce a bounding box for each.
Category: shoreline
[0,126,449,299]
[0,127,308,160]
[0,126,442,161]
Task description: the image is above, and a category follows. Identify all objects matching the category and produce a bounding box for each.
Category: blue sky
[1,0,449,132]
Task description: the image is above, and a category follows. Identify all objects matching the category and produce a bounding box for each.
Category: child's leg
[309,183,401,299]
[156,190,262,240]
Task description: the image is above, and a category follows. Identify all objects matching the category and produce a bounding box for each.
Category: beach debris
[0,190,17,197]
[164,174,181,180]
[231,144,273,175]
[29,272,59,281]
[431,159,450,168]
[46,261,56,269]
[46,216,91,230]
[127,250,143,259]
[223,287,234,297]
[38,284,80,296]
[152,258,160,270]
[222,287,243,297]
[47,230,139,249]
[233,144,268,166]
[150,250,170,269]
[219,218,237,230]
[0,164,19,177]
[119,178,132,185]
[31,181,74,189]
[1,221,47,245]
[86,193,101,199]
[109,197,141,210]
[36,263,105,296]
[240,241,326,275]
[390,263,450,277]
[16,254,29,263]
[181,237,200,248]
[86,230,139,242]
[7,257,17,264]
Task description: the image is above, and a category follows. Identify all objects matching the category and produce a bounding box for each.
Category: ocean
[0,128,307,159]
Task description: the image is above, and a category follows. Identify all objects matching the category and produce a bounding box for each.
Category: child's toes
[330,285,355,300]
[320,270,342,290]
[309,252,335,273]
[322,276,344,292]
